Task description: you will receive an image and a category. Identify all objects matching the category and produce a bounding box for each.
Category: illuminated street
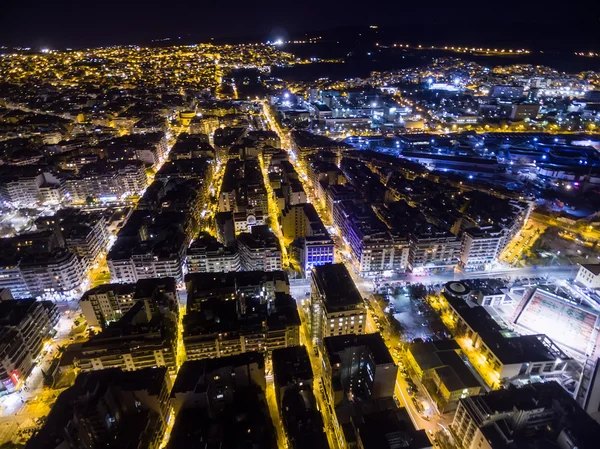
[0,10,599,448]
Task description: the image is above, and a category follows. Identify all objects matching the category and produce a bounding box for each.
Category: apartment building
[19,249,88,298]
[186,232,240,273]
[309,263,366,344]
[237,225,282,272]
[459,226,504,271]
[0,299,58,392]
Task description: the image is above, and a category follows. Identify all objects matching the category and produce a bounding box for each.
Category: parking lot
[387,286,450,343]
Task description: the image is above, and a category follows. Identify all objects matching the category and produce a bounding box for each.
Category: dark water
[272,44,600,81]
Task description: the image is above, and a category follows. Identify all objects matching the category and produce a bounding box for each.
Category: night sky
[0,0,597,49]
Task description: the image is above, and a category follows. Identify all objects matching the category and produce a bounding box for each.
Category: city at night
[1,1,600,448]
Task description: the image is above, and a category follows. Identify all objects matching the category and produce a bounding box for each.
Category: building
[19,249,88,298]
[306,159,346,208]
[575,264,600,289]
[281,203,327,241]
[452,382,600,449]
[489,85,525,99]
[459,226,504,271]
[233,208,265,233]
[183,291,300,360]
[183,272,299,361]
[309,264,366,344]
[405,340,482,412]
[579,357,600,424]
[0,289,13,301]
[290,130,351,164]
[79,277,177,328]
[409,230,461,273]
[167,353,274,449]
[512,284,600,359]
[103,132,168,167]
[0,172,46,207]
[0,262,30,299]
[218,158,268,214]
[79,283,137,328]
[189,115,219,136]
[36,209,110,265]
[333,200,409,275]
[64,293,178,374]
[272,346,329,449]
[323,333,396,405]
[168,133,215,160]
[26,367,172,449]
[107,211,188,283]
[293,236,335,277]
[215,211,236,246]
[272,345,314,402]
[326,184,362,220]
[186,232,240,273]
[352,406,432,449]
[64,160,147,203]
[0,231,67,298]
[185,271,290,308]
[443,283,573,388]
[247,130,281,149]
[281,202,334,276]
[510,103,540,120]
[237,225,282,272]
[0,299,58,392]
[170,351,266,414]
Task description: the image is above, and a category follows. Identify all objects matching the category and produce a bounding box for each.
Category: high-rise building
[459,226,504,271]
[218,158,268,214]
[36,209,110,265]
[322,333,397,405]
[309,263,366,344]
[107,211,187,283]
[332,200,408,275]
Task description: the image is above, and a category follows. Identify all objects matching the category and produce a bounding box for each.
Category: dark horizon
[1,0,598,51]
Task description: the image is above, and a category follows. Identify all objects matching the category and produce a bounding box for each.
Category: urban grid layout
[0,20,600,449]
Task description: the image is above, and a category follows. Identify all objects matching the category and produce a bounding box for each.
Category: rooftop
[581,264,600,276]
[312,263,364,311]
[272,345,313,388]
[325,333,394,366]
[171,352,265,395]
